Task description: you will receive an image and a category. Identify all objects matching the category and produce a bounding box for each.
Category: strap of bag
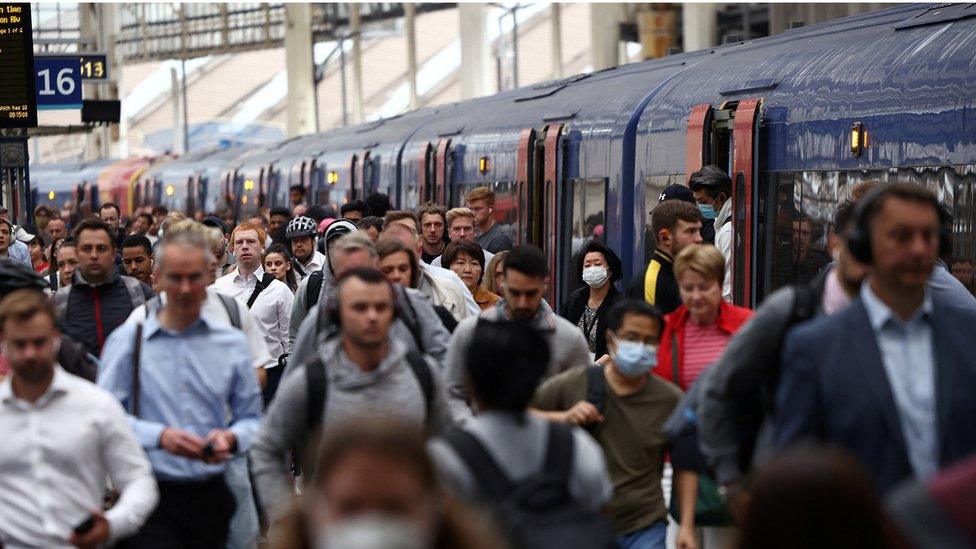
[305,358,327,434]
[49,271,58,291]
[585,365,607,415]
[542,422,575,486]
[443,429,513,498]
[789,283,818,327]
[404,350,434,421]
[216,292,242,329]
[396,286,426,352]
[131,323,143,417]
[671,331,681,389]
[246,273,276,309]
[305,270,323,311]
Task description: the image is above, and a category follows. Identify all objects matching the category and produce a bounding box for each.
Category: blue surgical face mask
[611,336,658,377]
[698,203,717,220]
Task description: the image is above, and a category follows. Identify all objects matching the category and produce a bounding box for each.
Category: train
[27,3,976,310]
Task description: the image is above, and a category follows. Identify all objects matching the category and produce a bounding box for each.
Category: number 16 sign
[35,56,82,110]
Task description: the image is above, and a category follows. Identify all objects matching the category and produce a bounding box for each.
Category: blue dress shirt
[860,284,938,480]
[7,239,32,269]
[98,313,263,482]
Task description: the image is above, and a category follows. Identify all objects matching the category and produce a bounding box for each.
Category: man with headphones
[250,266,452,521]
[466,186,514,254]
[773,182,976,495]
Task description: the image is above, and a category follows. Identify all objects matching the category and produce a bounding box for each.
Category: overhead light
[165,185,175,196]
[328,171,339,185]
[244,179,254,191]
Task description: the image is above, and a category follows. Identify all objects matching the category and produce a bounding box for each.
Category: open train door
[434,138,452,206]
[731,98,762,307]
[683,99,762,307]
[516,124,564,309]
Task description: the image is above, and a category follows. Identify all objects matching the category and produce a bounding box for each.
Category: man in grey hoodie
[445,245,591,422]
[250,267,453,520]
[287,232,450,374]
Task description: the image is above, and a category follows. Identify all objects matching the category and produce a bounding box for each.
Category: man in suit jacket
[774,183,976,495]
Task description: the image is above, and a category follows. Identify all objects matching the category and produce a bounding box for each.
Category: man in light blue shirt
[99,229,262,547]
[775,183,976,494]
[860,284,938,479]
[0,218,32,269]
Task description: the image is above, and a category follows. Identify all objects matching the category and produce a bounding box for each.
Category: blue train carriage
[396,58,731,311]
[636,3,976,307]
[30,159,116,221]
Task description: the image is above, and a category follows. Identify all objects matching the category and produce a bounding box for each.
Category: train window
[641,175,684,267]
[565,177,608,296]
[455,181,519,245]
[758,166,976,300]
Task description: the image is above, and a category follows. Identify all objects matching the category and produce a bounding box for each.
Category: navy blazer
[774,293,976,495]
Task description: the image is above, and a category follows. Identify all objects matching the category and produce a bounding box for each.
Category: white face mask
[313,514,432,549]
[581,266,609,288]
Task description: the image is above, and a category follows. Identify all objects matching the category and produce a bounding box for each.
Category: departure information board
[0,3,36,128]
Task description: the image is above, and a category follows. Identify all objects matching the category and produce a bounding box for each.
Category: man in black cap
[202,216,236,277]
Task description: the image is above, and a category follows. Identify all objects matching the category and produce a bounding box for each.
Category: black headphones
[318,279,401,329]
[846,185,952,264]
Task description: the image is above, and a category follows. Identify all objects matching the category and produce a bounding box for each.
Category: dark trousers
[119,476,236,548]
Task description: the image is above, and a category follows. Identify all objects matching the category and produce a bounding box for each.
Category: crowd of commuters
[1,175,975,549]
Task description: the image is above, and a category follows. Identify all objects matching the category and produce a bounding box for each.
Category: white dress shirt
[0,367,159,547]
[212,266,294,361]
[125,288,277,370]
[298,250,327,280]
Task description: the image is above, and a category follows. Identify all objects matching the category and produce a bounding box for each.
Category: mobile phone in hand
[74,515,95,535]
[202,441,216,458]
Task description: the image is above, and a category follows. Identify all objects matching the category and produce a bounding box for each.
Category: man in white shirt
[0,289,158,548]
[212,223,293,364]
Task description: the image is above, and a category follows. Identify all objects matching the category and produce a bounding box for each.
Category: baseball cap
[658,184,696,205]
[201,216,229,235]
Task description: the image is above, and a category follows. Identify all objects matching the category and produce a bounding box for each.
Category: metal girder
[114,3,456,63]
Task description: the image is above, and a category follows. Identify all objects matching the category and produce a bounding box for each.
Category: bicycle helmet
[0,258,49,298]
[285,215,317,239]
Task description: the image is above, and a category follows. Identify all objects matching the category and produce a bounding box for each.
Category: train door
[516,125,564,309]
[418,142,435,205]
[685,99,763,306]
[361,151,374,197]
[435,139,451,206]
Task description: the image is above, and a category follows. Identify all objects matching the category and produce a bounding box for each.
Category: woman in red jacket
[654,244,752,549]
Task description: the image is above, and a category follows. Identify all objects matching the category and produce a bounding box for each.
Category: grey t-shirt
[427,411,613,512]
[475,223,514,254]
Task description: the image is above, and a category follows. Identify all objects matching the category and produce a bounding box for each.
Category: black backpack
[443,422,616,549]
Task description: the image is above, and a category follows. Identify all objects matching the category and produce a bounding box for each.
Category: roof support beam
[285,3,317,137]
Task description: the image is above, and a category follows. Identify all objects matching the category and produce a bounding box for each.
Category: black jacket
[627,249,681,314]
[562,284,621,359]
[55,269,154,357]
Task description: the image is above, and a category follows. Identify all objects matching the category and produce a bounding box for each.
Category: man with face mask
[532,300,682,548]
[445,245,591,422]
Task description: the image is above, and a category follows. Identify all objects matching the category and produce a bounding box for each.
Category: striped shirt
[681,321,732,389]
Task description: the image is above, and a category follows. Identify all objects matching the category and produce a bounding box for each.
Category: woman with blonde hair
[481,250,509,295]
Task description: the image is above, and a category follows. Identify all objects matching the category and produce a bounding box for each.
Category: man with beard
[444,245,590,421]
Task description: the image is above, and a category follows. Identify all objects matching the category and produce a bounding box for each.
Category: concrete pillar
[170,67,186,154]
[80,3,125,159]
[405,3,419,110]
[284,3,316,137]
[551,4,563,79]
[350,4,365,124]
[589,3,624,71]
[682,3,717,52]
[459,4,492,100]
